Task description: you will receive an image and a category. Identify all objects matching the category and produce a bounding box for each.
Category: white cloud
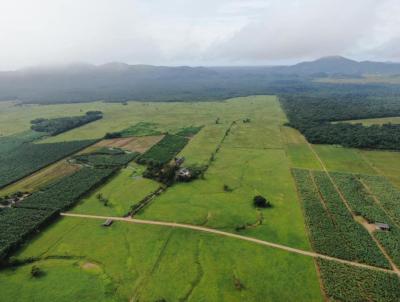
[0,0,399,69]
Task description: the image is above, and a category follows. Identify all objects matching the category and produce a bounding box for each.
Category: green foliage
[96,193,109,207]
[16,167,117,211]
[174,126,203,137]
[332,172,400,266]
[0,131,45,154]
[318,259,400,302]
[223,184,233,192]
[73,150,139,168]
[0,207,58,259]
[292,169,389,268]
[30,265,44,278]
[31,111,102,136]
[253,195,271,208]
[281,95,400,150]
[138,134,189,165]
[0,140,97,188]
[360,174,400,225]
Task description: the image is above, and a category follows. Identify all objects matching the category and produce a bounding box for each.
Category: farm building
[375,222,390,231]
[177,167,191,179]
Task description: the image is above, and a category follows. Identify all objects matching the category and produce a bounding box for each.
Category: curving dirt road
[60,212,399,276]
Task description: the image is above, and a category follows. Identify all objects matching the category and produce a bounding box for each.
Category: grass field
[3,95,400,301]
[0,217,322,302]
[71,163,160,216]
[312,145,377,175]
[335,116,400,126]
[359,150,400,188]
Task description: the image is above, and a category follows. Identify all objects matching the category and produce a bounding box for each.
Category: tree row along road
[60,212,399,276]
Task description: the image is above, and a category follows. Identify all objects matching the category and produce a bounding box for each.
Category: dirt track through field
[60,212,399,276]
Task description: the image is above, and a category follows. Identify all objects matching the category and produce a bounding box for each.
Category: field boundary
[60,212,400,276]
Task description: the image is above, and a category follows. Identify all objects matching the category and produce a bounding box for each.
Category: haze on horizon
[1,0,400,71]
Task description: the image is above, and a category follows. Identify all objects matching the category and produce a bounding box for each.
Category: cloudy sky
[1,0,400,70]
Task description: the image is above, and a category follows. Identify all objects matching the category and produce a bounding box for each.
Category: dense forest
[31,111,103,135]
[281,94,400,150]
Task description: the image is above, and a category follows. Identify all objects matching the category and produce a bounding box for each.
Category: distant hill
[1,57,400,103]
[280,56,400,75]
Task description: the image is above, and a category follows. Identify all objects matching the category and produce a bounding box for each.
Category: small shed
[375,222,390,231]
[102,219,113,227]
[177,168,191,178]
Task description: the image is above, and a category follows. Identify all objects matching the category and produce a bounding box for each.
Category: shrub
[253,195,271,208]
[223,184,233,192]
[30,265,44,278]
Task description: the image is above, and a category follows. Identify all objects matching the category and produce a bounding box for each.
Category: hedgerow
[0,207,58,259]
[137,134,188,165]
[174,125,203,137]
[105,122,162,139]
[292,168,389,268]
[318,259,400,302]
[0,139,97,188]
[31,111,103,135]
[332,172,400,267]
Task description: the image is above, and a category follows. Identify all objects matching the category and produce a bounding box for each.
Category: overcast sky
[1,0,400,70]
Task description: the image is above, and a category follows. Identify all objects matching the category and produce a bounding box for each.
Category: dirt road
[61,212,399,276]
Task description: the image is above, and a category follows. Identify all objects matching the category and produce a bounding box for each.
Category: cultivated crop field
[1,96,400,301]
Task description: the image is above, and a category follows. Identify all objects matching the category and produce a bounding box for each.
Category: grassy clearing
[313,145,376,174]
[71,164,159,216]
[178,124,228,166]
[359,150,400,188]
[286,144,323,170]
[281,126,307,144]
[1,217,322,302]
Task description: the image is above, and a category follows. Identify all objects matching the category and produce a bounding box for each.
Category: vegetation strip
[0,139,98,189]
[60,212,400,276]
[30,111,103,136]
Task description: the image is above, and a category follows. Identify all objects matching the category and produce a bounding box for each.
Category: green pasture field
[0,217,322,302]
[360,150,400,188]
[312,145,377,175]
[140,98,311,250]
[71,163,159,216]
